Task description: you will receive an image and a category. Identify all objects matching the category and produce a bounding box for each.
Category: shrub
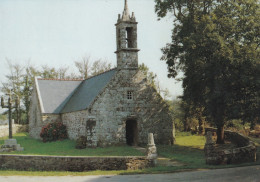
[40,122,68,142]
[75,136,87,149]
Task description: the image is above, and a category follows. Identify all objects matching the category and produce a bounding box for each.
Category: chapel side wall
[136,84,175,145]
[29,86,43,139]
[91,69,175,146]
[29,87,61,139]
[130,70,174,145]
[61,110,88,140]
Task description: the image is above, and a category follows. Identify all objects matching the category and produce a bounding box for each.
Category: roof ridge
[37,78,84,81]
[83,67,117,81]
[37,68,117,82]
[60,68,117,113]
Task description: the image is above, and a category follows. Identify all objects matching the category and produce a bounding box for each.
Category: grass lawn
[155,132,260,172]
[0,132,259,176]
[0,133,144,156]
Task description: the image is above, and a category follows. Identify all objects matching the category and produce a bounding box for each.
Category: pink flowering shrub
[40,122,68,142]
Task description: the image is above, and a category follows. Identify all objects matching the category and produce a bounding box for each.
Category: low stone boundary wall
[0,125,28,138]
[204,128,257,165]
[0,155,153,171]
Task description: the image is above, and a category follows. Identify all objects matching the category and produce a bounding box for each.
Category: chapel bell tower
[115,0,140,70]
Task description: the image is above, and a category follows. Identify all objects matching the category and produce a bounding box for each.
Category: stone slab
[4,139,17,145]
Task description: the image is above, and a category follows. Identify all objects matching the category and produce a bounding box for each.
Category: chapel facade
[29,0,175,147]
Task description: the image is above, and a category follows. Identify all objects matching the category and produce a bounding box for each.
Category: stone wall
[29,82,61,139]
[89,69,175,146]
[29,113,60,139]
[204,128,257,165]
[0,125,28,138]
[0,155,153,171]
[62,110,88,140]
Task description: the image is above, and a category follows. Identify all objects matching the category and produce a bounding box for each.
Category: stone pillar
[147,133,157,165]
[204,131,215,164]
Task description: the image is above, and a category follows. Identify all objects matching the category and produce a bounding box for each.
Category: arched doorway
[126,119,138,146]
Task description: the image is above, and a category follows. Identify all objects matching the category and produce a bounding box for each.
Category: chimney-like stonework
[115,0,139,70]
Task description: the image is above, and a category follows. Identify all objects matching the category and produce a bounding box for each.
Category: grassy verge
[0,132,259,176]
[154,132,260,171]
[0,133,144,156]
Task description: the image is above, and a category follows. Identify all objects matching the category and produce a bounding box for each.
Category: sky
[0,0,183,105]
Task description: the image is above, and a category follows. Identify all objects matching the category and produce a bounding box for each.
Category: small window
[127,91,133,100]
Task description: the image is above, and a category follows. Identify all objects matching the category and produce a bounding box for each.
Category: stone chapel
[29,0,175,147]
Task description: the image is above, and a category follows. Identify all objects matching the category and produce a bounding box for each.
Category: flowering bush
[40,122,68,142]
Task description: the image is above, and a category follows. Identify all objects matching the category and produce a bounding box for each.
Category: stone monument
[0,91,24,152]
[204,131,216,164]
[147,133,157,165]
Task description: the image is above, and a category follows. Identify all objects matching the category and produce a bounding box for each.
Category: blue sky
[0,0,183,101]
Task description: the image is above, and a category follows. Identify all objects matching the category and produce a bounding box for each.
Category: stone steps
[0,139,24,152]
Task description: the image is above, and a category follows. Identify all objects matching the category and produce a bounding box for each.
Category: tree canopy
[155,0,260,143]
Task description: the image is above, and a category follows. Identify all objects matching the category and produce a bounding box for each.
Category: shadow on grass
[120,141,260,175]
[1,133,260,176]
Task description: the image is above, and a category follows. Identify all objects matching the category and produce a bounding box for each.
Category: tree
[91,59,112,76]
[0,114,7,121]
[22,65,41,123]
[155,0,260,143]
[139,63,157,86]
[40,65,59,79]
[57,66,69,79]
[74,56,91,79]
[139,63,172,99]
[1,60,24,124]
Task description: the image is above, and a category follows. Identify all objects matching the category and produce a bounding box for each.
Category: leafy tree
[1,60,24,124]
[91,59,112,76]
[22,65,41,123]
[139,63,172,99]
[40,65,59,79]
[0,114,7,121]
[155,0,260,143]
[75,56,113,79]
[57,66,69,79]
[139,63,157,86]
[170,99,185,131]
[74,56,91,79]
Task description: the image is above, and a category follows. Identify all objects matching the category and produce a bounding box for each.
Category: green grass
[0,132,259,176]
[156,133,208,169]
[0,133,144,156]
[155,132,260,171]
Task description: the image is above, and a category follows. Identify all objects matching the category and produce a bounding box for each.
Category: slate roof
[36,79,82,114]
[36,69,117,114]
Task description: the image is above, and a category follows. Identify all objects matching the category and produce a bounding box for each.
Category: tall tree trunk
[250,118,256,130]
[216,124,225,144]
[198,116,204,135]
[183,113,188,131]
[15,107,20,124]
[15,107,18,124]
